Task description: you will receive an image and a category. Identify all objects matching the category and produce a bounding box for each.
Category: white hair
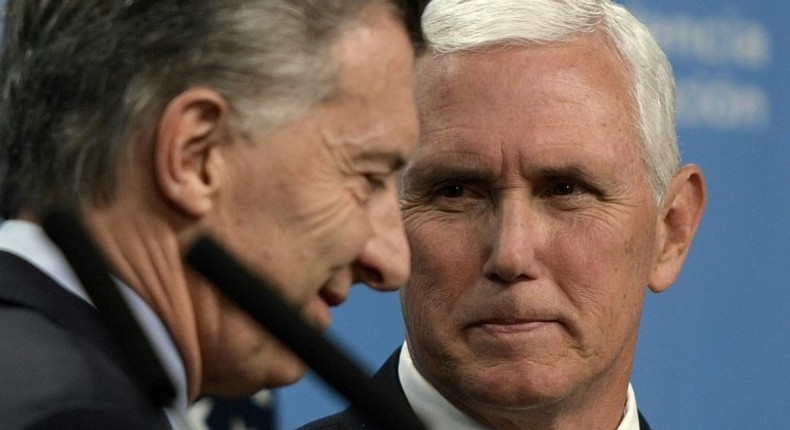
[422,0,679,204]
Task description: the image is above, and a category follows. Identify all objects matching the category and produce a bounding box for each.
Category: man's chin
[203,354,309,397]
[265,357,310,388]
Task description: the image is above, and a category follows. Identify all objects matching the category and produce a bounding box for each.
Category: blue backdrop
[280,1,790,429]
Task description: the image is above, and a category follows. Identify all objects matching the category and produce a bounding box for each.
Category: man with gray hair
[302,0,706,429]
[0,1,425,429]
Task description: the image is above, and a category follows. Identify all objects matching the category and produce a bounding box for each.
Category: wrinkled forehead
[408,33,643,180]
[416,32,632,106]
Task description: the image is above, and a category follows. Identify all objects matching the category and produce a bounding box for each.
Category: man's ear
[648,164,707,293]
[154,88,230,218]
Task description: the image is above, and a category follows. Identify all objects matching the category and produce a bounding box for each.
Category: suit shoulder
[0,305,96,390]
[0,305,161,429]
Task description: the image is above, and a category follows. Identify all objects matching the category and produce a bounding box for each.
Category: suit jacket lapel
[638,411,653,430]
[0,251,175,428]
[0,251,120,358]
[371,348,408,398]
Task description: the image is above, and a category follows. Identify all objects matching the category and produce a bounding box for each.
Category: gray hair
[422,0,679,204]
[0,0,416,216]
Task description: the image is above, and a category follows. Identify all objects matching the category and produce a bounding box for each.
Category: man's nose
[482,195,542,284]
[352,190,410,291]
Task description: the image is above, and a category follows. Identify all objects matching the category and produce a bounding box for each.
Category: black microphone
[41,208,176,408]
[186,235,427,430]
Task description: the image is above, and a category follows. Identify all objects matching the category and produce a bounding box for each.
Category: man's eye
[553,182,578,196]
[437,184,465,198]
[365,174,387,190]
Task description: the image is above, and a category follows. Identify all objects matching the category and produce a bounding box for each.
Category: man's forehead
[416,34,631,97]
[404,127,643,186]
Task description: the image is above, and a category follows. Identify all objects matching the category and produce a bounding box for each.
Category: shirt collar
[0,219,90,302]
[398,341,641,430]
[0,220,191,429]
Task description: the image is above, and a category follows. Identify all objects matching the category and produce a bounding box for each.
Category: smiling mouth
[306,279,352,332]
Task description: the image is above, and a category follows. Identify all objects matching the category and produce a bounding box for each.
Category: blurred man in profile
[0,1,423,429]
[302,0,706,429]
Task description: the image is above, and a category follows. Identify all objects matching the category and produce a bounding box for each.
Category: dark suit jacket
[299,348,653,430]
[0,251,172,429]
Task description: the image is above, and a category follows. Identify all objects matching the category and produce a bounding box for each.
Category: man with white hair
[301,0,706,429]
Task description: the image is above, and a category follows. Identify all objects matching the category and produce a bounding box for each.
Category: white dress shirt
[0,220,192,430]
[398,341,640,430]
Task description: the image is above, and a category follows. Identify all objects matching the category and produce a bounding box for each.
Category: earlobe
[155,88,229,219]
[648,164,707,293]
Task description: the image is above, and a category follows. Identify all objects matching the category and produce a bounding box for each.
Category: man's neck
[85,204,203,401]
[398,342,641,430]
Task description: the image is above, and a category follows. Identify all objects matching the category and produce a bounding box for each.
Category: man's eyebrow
[537,165,594,181]
[403,162,602,188]
[354,151,408,171]
[532,165,621,195]
[403,163,492,187]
